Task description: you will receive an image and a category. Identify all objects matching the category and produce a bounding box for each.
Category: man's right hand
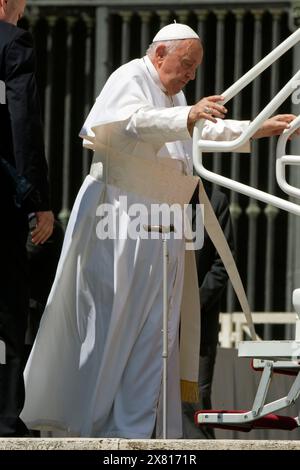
[31,211,55,245]
[188,95,227,135]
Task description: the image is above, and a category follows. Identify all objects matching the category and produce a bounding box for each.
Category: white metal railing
[193,27,300,217]
[193,27,300,341]
[219,312,297,348]
[276,114,300,199]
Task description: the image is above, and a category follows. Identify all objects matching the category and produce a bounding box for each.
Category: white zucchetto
[152,23,200,42]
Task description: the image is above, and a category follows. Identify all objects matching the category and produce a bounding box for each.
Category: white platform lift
[193,27,300,432]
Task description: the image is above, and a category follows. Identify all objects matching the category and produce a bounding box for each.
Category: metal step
[238,341,300,360]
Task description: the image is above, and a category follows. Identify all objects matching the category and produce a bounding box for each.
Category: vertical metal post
[246,10,263,308]
[94,6,109,97]
[195,9,208,100]
[176,9,189,24]
[140,11,151,56]
[27,6,39,45]
[286,4,300,321]
[157,10,170,28]
[264,10,281,339]
[213,10,226,185]
[121,11,132,64]
[227,9,244,312]
[82,15,94,179]
[59,17,75,228]
[44,16,56,165]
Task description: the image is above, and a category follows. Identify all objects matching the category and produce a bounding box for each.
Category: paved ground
[0,438,299,450]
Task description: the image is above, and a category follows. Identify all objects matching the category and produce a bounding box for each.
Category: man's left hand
[31,211,55,245]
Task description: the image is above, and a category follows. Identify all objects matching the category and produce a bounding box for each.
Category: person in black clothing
[0,0,54,437]
[182,182,234,439]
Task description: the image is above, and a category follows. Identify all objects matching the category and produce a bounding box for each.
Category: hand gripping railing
[193,27,300,217]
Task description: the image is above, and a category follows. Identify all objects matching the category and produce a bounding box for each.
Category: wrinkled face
[0,0,26,25]
[154,39,203,95]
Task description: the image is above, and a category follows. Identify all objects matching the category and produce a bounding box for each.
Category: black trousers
[182,351,218,439]
[182,308,219,439]
[0,181,29,436]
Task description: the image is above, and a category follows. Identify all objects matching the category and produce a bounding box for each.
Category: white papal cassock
[21,55,249,438]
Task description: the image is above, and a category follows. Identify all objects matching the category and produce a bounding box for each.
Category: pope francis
[21,23,294,438]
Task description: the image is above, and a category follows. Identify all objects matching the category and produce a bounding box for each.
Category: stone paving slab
[119,439,300,450]
[0,439,300,450]
[0,438,119,451]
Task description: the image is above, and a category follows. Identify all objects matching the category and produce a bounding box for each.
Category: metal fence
[23,0,300,327]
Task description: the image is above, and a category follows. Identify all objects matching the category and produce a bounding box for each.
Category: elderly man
[0,0,53,437]
[22,23,294,438]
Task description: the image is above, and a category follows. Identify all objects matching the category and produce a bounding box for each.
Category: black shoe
[0,417,30,437]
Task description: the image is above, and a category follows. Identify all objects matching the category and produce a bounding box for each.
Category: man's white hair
[146,40,184,59]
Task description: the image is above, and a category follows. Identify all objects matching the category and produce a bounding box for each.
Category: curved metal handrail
[276,115,300,199]
[193,28,300,216]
